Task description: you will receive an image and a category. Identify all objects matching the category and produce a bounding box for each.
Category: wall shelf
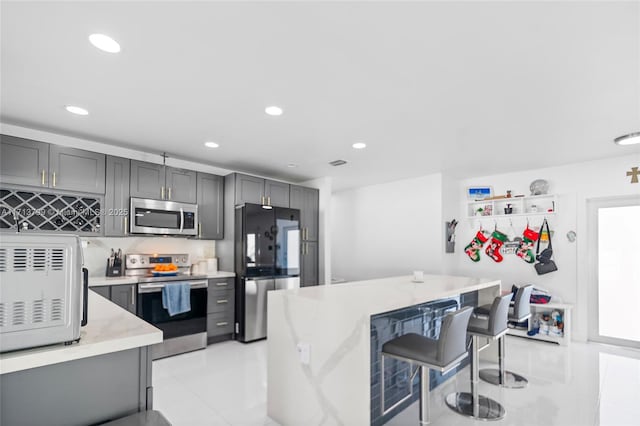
[466,194,557,219]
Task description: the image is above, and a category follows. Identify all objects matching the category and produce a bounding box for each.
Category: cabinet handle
[198,223,202,239]
[216,299,228,304]
[161,186,165,199]
[168,187,172,200]
[216,322,228,327]
[52,172,56,187]
[215,282,228,287]
[304,228,308,240]
[131,286,135,305]
[267,196,271,206]
[41,169,46,186]
[260,196,265,205]
[124,217,128,236]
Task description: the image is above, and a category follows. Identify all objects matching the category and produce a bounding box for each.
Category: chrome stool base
[445,391,505,421]
[479,368,528,388]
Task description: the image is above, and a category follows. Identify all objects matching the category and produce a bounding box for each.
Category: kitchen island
[0,290,162,426]
[266,274,501,426]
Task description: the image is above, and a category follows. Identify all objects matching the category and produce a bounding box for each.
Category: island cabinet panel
[0,347,152,426]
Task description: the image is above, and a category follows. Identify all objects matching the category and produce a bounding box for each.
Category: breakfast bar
[266,274,501,426]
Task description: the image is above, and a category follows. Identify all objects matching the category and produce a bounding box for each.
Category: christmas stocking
[464,230,489,262]
[485,230,508,263]
[516,226,539,263]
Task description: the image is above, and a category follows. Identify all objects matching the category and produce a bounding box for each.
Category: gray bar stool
[445,293,512,421]
[381,306,474,425]
[477,284,534,388]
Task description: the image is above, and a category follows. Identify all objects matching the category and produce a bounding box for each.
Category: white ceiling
[1,1,639,190]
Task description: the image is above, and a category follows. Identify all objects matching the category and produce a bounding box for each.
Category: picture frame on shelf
[467,186,493,200]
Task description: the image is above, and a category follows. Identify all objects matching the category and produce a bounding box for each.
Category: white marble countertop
[89,271,235,287]
[0,291,162,375]
[267,274,501,426]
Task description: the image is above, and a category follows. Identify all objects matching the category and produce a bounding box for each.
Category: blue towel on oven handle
[162,282,191,316]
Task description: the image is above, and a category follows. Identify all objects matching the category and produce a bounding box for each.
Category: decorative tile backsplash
[370,291,478,426]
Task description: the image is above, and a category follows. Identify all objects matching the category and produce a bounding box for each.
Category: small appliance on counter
[125,253,209,359]
[0,233,89,353]
[106,248,123,277]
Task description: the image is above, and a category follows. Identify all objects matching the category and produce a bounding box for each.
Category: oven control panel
[125,253,190,269]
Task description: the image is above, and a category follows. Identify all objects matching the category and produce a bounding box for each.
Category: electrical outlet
[297,342,310,365]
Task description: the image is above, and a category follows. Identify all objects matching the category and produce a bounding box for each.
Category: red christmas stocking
[464,230,489,262]
[516,226,539,263]
[485,230,508,263]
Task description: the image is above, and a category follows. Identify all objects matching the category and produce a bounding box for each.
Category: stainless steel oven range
[125,253,208,360]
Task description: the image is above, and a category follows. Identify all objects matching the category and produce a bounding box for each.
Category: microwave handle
[179,207,184,233]
[81,267,89,327]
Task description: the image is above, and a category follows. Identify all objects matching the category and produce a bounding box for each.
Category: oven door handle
[179,207,184,233]
[138,280,208,293]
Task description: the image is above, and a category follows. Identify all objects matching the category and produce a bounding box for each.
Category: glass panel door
[591,198,640,348]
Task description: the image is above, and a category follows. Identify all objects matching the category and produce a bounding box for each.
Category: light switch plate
[297,342,310,365]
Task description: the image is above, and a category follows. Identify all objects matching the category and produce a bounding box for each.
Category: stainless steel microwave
[129,197,198,236]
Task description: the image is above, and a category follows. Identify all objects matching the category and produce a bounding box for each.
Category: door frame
[587,195,640,349]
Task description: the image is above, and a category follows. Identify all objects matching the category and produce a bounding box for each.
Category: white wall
[331,173,443,282]
[82,236,216,278]
[445,153,640,342]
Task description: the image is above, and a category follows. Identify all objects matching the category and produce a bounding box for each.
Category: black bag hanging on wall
[534,219,558,275]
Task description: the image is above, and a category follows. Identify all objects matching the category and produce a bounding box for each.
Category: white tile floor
[153,337,640,426]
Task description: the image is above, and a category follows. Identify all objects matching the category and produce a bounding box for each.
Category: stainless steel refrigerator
[235,203,301,342]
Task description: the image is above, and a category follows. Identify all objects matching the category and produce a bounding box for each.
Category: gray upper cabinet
[290,185,319,241]
[104,156,131,237]
[165,167,197,203]
[233,173,290,207]
[235,173,265,205]
[130,160,196,203]
[196,172,224,239]
[49,145,106,194]
[264,179,290,208]
[130,160,164,200]
[301,241,319,286]
[0,135,49,187]
[1,136,105,194]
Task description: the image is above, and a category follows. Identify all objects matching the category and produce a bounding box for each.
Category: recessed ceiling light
[204,141,220,148]
[65,105,89,116]
[265,106,283,116]
[614,132,640,146]
[89,34,121,53]
[352,142,367,149]
[287,163,298,168]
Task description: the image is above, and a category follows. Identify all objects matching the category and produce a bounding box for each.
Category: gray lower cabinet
[104,156,131,237]
[290,185,319,242]
[207,278,235,342]
[49,145,106,194]
[92,286,111,299]
[301,241,319,286]
[0,135,49,187]
[92,285,137,314]
[130,160,164,200]
[165,167,197,203]
[196,172,224,239]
